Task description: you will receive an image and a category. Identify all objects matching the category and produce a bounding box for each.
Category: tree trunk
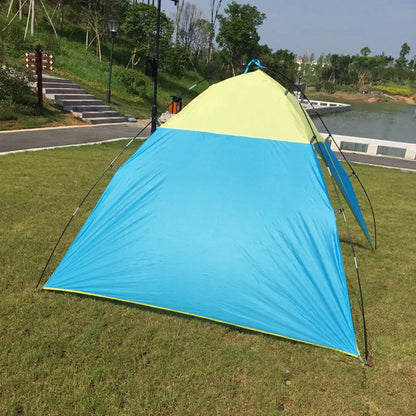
[175,0,184,45]
[207,0,222,63]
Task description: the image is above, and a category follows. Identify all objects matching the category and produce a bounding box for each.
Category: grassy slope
[1,141,415,415]
[53,38,207,120]
[0,32,207,130]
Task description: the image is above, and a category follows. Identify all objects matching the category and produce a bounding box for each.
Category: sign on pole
[24,46,54,107]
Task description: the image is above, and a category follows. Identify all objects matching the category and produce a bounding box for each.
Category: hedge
[372,85,412,97]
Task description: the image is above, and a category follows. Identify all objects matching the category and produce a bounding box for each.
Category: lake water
[313,102,416,144]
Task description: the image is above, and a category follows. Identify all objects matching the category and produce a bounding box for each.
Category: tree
[217,1,265,76]
[328,54,355,84]
[75,0,128,61]
[177,4,202,48]
[350,55,371,88]
[4,0,58,39]
[169,3,210,69]
[173,0,185,45]
[175,3,210,66]
[395,42,411,81]
[369,53,394,81]
[317,54,325,65]
[188,18,211,64]
[259,47,297,81]
[399,42,411,59]
[360,46,371,57]
[409,56,416,71]
[318,54,354,91]
[207,0,222,62]
[122,2,173,68]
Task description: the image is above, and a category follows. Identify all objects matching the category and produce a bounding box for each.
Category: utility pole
[151,0,161,133]
[151,0,179,134]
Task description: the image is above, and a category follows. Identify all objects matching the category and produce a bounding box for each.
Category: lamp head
[107,19,120,35]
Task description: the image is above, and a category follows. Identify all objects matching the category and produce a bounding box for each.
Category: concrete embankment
[302,100,352,116]
[303,100,416,169]
[322,133,416,171]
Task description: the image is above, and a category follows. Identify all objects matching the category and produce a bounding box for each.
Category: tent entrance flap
[314,139,373,247]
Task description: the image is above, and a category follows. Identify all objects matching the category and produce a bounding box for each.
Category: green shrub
[116,67,148,96]
[0,106,18,121]
[323,81,335,94]
[0,66,34,105]
[0,18,32,57]
[164,45,192,75]
[335,84,358,94]
[372,85,412,97]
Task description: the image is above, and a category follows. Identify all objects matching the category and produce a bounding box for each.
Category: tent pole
[323,160,370,364]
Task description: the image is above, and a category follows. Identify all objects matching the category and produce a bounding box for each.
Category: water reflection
[313,103,416,144]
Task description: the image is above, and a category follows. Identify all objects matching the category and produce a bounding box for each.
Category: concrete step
[39,76,127,125]
[73,110,122,119]
[56,99,105,111]
[42,77,73,83]
[45,90,89,100]
[70,105,112,112]
[53,93,95,101]
[41,82,81,89]
[43,87,86,94]
[83,116,127,124]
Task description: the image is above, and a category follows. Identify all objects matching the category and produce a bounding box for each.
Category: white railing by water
[322,133,416,160]
[302,100,352,115]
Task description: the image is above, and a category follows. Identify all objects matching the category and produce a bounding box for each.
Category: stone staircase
[41,75,127,124]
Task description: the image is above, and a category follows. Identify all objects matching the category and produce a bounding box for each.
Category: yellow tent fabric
[164,70,322,143]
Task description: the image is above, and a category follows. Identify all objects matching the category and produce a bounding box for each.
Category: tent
[44,69,371,359]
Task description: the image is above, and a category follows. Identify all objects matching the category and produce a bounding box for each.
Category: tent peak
[244,59,266,74]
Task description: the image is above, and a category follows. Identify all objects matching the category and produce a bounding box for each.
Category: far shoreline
[306,90,416,106]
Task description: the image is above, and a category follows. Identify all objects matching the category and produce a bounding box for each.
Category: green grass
[0,34,208,130]
[1,142,415,415]
[0,98,85,131]
[53,38,208,120]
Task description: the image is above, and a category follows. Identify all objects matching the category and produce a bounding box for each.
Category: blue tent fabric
[45,128,359,357]
[314,140,372,246]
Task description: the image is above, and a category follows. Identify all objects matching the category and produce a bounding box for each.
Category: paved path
[1,122,415,172]
[0,122,151,154]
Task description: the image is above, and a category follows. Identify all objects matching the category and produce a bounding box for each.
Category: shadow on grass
[45,289,300,347]
[339,238,374,251]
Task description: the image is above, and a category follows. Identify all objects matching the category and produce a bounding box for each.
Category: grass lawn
[0,99,86,131]
[1,142,415,415]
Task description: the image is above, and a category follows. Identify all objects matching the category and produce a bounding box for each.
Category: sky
[161,0,416,59]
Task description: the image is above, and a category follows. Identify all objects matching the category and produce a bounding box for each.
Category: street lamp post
[151,0,179,133]
[151,0,161,133]
[106,19,120,104]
